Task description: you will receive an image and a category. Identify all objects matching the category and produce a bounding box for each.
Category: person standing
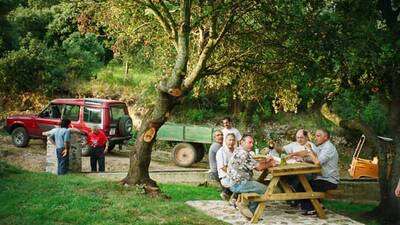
[208,130,223,181]
[43,118,71,175]
[87,126,108,172]
[221,117,241,146]
[395,178,400,197]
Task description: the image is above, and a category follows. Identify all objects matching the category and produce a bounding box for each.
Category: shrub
[361,96,388,135]
[62,32,105,79]
[332,90,363,121]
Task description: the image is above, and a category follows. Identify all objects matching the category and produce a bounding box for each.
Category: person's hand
[395,184,400,197]
[62,149,68,157]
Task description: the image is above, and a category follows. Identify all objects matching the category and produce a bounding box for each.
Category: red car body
[5,98,132,148]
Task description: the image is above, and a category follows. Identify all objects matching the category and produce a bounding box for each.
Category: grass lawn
[323,200,379,225]
[0,161,378,225]
[0,161,225,225]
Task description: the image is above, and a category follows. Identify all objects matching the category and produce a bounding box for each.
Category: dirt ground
[0,134,208,173]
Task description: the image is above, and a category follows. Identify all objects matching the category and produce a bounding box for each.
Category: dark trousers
[56,148,69,175]
[90,146,105,172]
[297,179,338,211]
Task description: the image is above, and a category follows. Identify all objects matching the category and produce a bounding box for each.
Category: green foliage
[46,2,79,44]
[177,108,215,124]
[361,96,389,135]
[28,0,60,9]
[62,32,105,79]
[0,37,52,94]
[332,90,364,121]
[8,6,54,40]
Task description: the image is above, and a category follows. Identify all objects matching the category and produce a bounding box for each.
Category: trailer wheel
[172,143,197,167]
[193,143,205,163]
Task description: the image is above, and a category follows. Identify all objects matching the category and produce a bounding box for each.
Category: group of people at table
[208,117,339,219]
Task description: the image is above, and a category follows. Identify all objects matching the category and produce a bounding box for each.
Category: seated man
[228,134,275,219]
[208,130,223,181]
[269,129,317,158]
[216,133,236,200]
[295,129,339,215]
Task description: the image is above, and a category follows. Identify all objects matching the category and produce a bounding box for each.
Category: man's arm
[254,156,274,171]
[306,150,320,165]
[62,141,70,157]
[62,130,71,157]
[42,129,56,145]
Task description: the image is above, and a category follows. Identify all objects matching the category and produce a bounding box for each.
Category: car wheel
[11,127,30,147]
[172,143,197,167]
[118,116,133,137]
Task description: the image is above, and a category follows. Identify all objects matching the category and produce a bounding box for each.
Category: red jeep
[5,98,133,150]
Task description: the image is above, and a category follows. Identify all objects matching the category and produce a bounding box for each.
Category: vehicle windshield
[39,104,63,119]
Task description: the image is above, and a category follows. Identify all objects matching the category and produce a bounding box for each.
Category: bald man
[270,129,317,157]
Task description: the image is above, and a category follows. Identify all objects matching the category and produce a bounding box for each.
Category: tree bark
[123,91,177,187]
[374,1,400,223]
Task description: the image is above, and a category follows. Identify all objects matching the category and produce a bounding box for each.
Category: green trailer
[156,122,217,167]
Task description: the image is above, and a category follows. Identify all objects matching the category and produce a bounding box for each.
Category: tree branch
[145,1,178,50]
[160,1,179,45]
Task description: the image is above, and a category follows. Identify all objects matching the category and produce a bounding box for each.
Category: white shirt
[283,141,317,154]
[216,146,234,179]
[222,127,242,145]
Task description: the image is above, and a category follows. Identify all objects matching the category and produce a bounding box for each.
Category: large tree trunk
[321,102,400,224]
[372,67,400,224]
[123,91,177,187]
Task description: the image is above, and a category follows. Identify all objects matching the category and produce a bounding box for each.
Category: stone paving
[186,200,364,225]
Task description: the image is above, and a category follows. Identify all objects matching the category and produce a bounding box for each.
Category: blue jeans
[56,148,69,175]
[230,180,267,212]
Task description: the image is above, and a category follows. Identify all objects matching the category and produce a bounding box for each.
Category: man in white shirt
[216,133,236,200]
[270,129,317,156]
[221,117,241,146]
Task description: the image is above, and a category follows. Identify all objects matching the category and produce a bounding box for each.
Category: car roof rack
[84,98,104,105]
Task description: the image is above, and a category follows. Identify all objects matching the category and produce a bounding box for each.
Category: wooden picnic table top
[268,162,321,175]
[254,155,321,177]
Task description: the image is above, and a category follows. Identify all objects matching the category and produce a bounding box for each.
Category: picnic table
[241,161,326,223]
